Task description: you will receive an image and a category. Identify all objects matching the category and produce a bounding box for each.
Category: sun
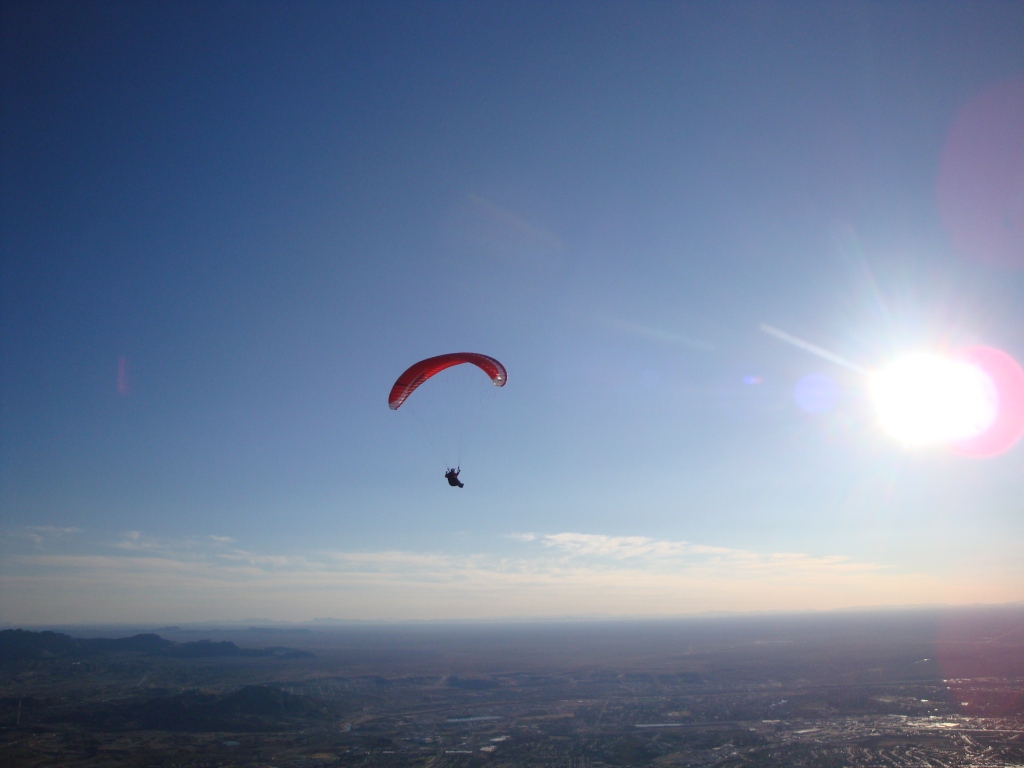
[869,353,997,446]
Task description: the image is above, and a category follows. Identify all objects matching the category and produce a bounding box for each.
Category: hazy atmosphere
[2,1,1023,625]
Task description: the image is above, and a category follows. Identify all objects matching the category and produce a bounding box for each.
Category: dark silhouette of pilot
[445,467,464,488]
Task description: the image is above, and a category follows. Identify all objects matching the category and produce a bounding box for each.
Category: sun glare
[870,354,997,446]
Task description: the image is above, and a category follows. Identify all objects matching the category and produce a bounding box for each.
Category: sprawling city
[3,608,1023,766]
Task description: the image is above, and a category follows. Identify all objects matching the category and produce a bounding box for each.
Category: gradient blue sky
[2,1,1023,624]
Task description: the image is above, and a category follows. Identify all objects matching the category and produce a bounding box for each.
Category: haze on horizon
[2,1,1023,626]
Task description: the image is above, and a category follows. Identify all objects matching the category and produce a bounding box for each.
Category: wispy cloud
[532,532,875,576]
[507,533,537,543]
[449,194,562,270]
[113,531,161,551]
[540,532,709,559]
[595,316,716,352]
[1,529,1017,625]
[2,526,81,546]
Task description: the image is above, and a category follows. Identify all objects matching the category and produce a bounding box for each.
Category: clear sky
[2,1,1023,625]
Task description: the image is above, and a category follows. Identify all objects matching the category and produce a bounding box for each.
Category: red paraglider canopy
[388,353,507,410]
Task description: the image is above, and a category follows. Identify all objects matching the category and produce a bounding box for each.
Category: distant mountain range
[0,629,313,661]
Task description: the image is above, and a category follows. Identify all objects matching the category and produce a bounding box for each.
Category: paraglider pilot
[445,467,464,488]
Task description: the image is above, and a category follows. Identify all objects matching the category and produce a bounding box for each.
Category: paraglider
[388,352,507,410]
[389,353,507,486]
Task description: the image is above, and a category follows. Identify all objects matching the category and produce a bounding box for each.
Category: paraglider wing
[388,353,507,410]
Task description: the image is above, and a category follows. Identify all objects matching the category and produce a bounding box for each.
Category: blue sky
[2,1,1023,624]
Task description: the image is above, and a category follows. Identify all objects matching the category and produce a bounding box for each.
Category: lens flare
[761,323,1024,456]
[117,356,129,396]
[793,372,837,414]
[937,76,1024,269]
[870,354,997,446]
[951,346,1024,457]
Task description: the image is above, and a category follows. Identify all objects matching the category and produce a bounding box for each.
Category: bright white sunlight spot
[870,354,997,446]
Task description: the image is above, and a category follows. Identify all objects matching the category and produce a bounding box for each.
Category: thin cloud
[25,526,81,535]
[595,316,716,352]
[507,533,537,542]
[1,526,82,546]
[2,530,1015,625]
[113,531,163,551]
[449,194,562,271]
[534,532,836,574]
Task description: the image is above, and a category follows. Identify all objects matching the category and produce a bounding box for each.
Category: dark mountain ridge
[0,629,312,661]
